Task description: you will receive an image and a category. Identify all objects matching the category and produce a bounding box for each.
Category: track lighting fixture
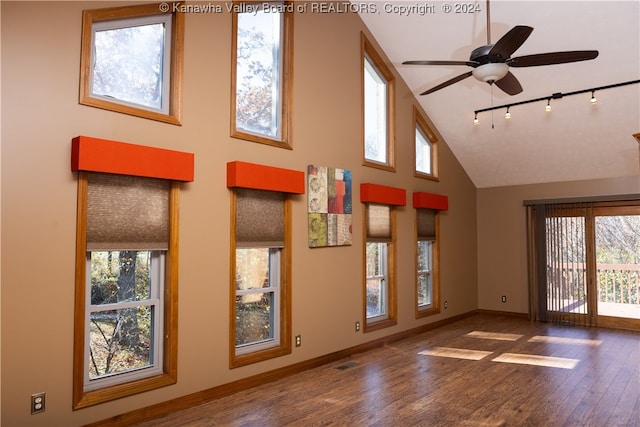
[472,79,639,125]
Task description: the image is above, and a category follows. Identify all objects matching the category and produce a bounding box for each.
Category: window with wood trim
[79,3,184,125]
[362,33,395,171]
[416,208,441,317]
[73,172,179,409]
[230,188,292,367]
[414,107,439,180]
[364,203,397,331]
[231,1,293,148]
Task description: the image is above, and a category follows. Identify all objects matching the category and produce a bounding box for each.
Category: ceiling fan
[403,0,599,96]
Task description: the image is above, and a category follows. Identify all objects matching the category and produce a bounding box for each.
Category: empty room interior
[1,0,639,425]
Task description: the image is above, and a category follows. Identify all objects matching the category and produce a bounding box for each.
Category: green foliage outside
[89,251,153,379]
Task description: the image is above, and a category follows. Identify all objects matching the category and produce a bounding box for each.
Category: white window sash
[83,251,164,391]
[235,248,281,355]
[90,14,172,114]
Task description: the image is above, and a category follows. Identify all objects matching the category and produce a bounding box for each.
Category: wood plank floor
[137,314,640,426]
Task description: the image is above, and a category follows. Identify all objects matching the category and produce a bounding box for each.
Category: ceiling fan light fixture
[472,63,510,83]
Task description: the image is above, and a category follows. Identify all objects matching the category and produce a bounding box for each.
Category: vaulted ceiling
[358,0,640,188]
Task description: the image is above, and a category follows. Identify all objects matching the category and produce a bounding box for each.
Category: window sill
[364,318,397,333]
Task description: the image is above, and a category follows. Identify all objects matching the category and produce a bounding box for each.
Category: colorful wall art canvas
[308,165,352,247]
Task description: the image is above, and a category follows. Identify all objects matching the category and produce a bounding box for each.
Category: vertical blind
[236,188,285,248]
[86,172,170,251]
[366,203,391,242]
[529,202,591,326]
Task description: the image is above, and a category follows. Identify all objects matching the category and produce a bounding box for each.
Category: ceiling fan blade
[403,60,478,67]
[488,25,534,61]
[494,71,523,95]
[508,50,599,67]
[420,71,473,95]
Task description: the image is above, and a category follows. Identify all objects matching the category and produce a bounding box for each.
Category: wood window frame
[362,204,398,332]
[415,210,441,318]
[79,2,185,125]
[414,106,439,181]
[230,1,294,149]
[229,189,293,368]
[72,172,180,409]
[361,32,396,172]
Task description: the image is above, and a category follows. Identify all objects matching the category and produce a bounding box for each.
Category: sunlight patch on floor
[492,353,579,369]
[528,335,602,346]
[465,331,524,341]
[419,347,493,360]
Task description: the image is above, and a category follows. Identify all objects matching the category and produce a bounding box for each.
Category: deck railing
[547,264,640,305]
[597,264,640,305]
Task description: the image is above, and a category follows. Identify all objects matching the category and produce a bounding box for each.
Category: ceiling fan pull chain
[486,0,491,45]
[491,84,495,129]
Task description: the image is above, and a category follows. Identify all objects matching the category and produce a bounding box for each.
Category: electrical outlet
[502,295,507,303]
[295,335,301,347]
[31,392,45,415]
[355,321,360,332]
[444,301,448,309]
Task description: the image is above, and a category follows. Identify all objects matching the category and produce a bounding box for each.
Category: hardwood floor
[135,314,640,426]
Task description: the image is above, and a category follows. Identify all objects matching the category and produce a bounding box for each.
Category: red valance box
[71,136,194,182]
[227,161,305,194]
[360,183,406,206]
[413,192,449,210]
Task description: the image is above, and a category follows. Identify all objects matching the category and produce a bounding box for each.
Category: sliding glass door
[527,201,640,331]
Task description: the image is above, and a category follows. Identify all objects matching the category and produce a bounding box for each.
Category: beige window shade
[417,208,436,241]
[366,203,391,242]
[236,188,285,248]
[86,172,170,251]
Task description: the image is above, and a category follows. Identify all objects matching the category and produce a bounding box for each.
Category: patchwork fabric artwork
[307,165,352,247]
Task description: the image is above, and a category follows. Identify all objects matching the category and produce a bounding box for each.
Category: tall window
[416,208,440,317]
[364,203,397,331]
[362,33,395,171]
[232,1,293,148]
[79,3,184,125]
[414,107,439,180]
[231,188,292,367]
[74,172,179,409]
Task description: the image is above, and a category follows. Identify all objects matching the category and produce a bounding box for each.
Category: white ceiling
[358,0,640,188]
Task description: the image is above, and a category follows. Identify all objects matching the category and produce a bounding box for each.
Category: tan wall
[0,2,477,425]
[477,176,640,314]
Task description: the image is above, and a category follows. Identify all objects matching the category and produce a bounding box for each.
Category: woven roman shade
[86,172,170,251]
[417,208,436,241]
[366,203,391,243]
[236,188,285,248]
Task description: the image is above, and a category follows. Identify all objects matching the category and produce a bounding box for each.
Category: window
[231,1,293,148]
[231,188,292,367]
[414,107,439,180]
[79,3,184,125]
[416,208,441,317]
[74,172,179,408]
[85,250,163,391]
[362,33,395,171]
[364,203,397,331]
